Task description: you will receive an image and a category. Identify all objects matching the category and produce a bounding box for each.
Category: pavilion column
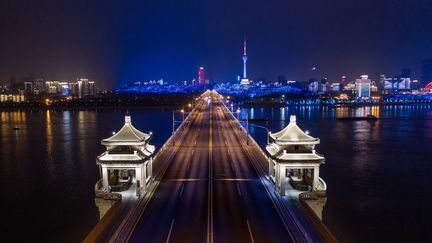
[280,166,286,196]
[142,164,147,186]
[148,158,153,179]
[135,166,143,190]
[268,159,272,179]
[275,163,281,192]
[102,166,109,190]
[313,166,319,191]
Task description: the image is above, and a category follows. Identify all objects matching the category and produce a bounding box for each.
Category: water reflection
[46,110,54,174]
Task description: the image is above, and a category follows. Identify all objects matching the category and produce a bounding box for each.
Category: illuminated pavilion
[266,115,326,196]
[96,113,155,195]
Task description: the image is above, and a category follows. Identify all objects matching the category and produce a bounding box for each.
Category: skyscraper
[240,39,250,85]
[355,75,371,98]
[243,39,247,79]
[198,67,205,85]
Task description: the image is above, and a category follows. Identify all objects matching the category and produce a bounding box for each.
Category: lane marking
[164,178,204,182]
[230,162,236,174]
[179,183,185,197]
[215,178,255,181]
[236,183,242,197]
[218,96,297,241]
[207,95,214,243]
[163,178,255,182]
[165,219,175,243]
[246,220,255,243]
[186,161,191,171]
[229,112,297,241]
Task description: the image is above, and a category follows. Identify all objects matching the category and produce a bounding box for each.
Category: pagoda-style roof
[97,145,155,165]
[102,114,151,146]
[269,115,319,145]
[266,143,324,163]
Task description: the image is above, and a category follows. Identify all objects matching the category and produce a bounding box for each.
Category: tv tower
[243,39,247,79]
[240,38,250,85]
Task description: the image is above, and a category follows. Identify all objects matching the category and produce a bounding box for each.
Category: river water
[0,105,431,242]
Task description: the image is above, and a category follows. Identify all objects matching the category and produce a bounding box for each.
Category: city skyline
[1,1,432,89]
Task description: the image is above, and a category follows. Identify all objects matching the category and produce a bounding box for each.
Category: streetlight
[250,124,270,144]
[172,110,175,135]
[180,109,185,121]
[230,103,234,112]
[236,108,240,120]
[246,114,249,145]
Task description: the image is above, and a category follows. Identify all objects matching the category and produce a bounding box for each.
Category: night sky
[1,0,432,88]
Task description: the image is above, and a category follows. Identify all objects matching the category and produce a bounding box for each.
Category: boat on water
[336,114,378,121]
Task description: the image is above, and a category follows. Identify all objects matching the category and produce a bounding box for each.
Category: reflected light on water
[46,110,54,174]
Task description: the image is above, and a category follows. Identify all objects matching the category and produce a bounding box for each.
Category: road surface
[128,91,299,243]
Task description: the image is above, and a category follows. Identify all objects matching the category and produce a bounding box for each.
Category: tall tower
[240,38,250,86]
[198,67,205,85]
[243,39,247,79]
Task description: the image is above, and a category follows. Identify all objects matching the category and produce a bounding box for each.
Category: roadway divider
[107,99,203,243]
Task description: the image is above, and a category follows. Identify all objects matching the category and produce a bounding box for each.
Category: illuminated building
[341,76,347,86]
[75,78,96,97]
[34,78,45,95]
[45,81,61,94]
[85,81,95,96]
[24,82,33,95]
[198,67,205,85]
[0,94,25,102]
[96,113,155,195]
[265,115,326,196]
[240,39,250,85]
[331,83,341,92]
[59,82,70,96]
[308,79,319,93]
[355,75,371,98]
[380,74,412,94]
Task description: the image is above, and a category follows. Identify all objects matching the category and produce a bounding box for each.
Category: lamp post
[172,109,175,135]
[246,114,249,145]
[250,124,270,144]
[180,109,185,121]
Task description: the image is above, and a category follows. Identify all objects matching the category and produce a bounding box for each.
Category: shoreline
[1,101,432,111]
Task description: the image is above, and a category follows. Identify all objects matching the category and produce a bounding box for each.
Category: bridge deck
[123,91,323,243]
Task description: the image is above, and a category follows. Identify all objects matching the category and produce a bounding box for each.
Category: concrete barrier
[299,192,338,242]
[83,197,122,243]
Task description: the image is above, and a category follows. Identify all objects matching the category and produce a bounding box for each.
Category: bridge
[88,90,334,243]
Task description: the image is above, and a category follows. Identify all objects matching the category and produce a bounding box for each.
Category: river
[0,105,431,242]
